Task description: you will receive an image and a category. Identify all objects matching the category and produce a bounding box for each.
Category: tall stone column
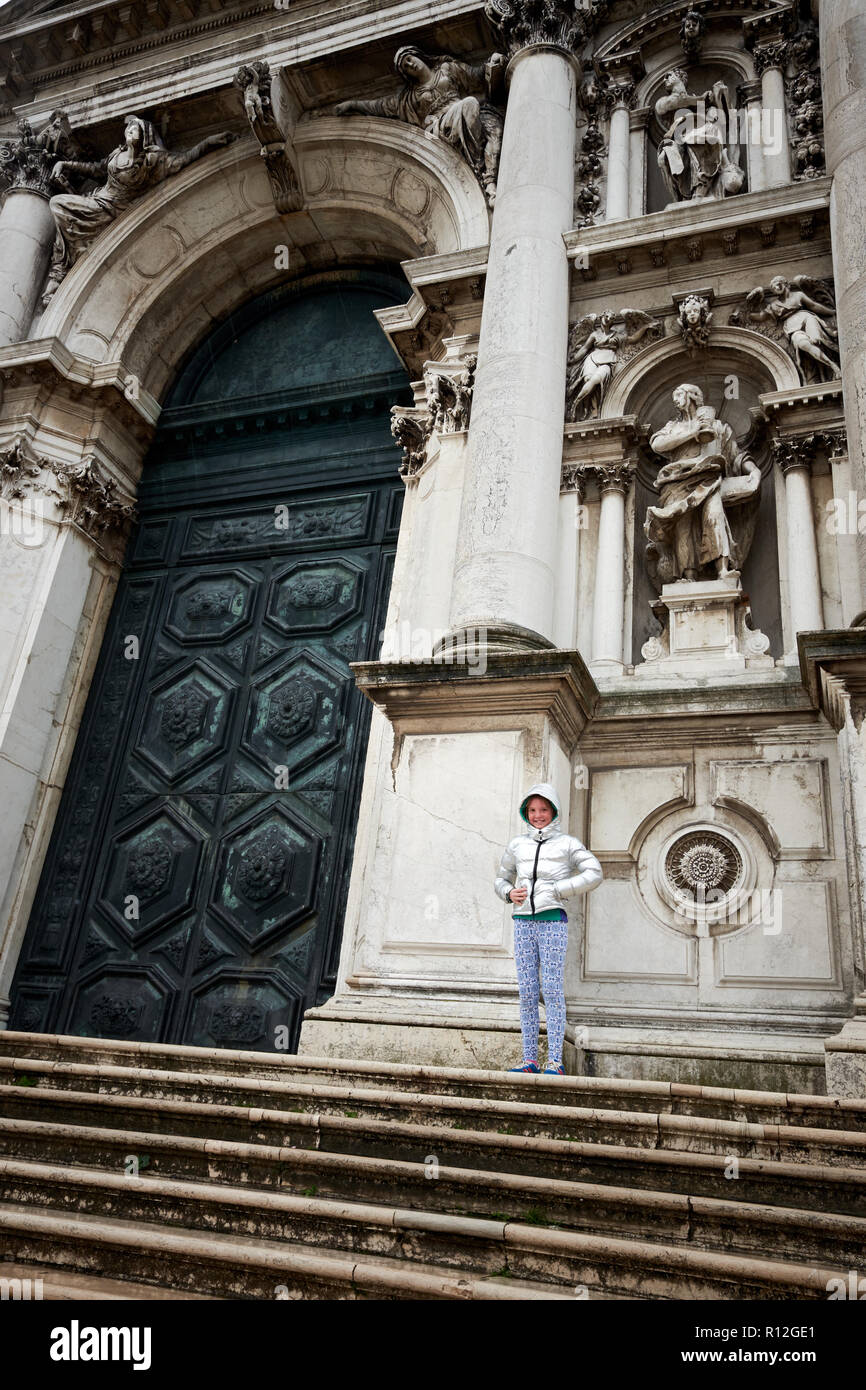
[821,1,866,597]
[605,84,632,222]
[0,119,70,347]
[777,439,824,642]
[590,465,631,672]
[447,1,583,655]
[753,41,793,188]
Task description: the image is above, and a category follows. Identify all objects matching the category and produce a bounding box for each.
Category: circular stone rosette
[650,823,756,934]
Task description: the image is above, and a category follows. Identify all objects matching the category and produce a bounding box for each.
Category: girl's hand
[509,887,528,904]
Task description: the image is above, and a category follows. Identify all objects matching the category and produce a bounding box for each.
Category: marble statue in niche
[731,275,840,383]
[334,46,506,207]
[655,68,744,203]
[43,113,236,305]
[566,309,657,420]
[644,384,761,585]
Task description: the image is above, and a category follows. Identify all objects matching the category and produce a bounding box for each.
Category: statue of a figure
[566,309,657,420]
[734,275,840,383]
[655,69,744,203]
[645,384,761,584]
[43,113,236,305]
[334,46,506,207]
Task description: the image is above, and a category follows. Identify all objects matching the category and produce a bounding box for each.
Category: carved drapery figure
[43,114,236,305]
[566,309,657,420]
[644,384,761,584]
[677,293,713,355]
[731,275,840,383]
[655,69,744,203]
[334,47,505,207]
[234,60,302,213]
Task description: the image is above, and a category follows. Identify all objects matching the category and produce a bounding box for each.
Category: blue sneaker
[508,1061,540,1073]
[543,1064,565,1075]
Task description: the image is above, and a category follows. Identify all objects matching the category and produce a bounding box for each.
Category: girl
[494,783,602,1075]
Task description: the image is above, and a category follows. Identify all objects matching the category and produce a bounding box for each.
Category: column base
[824,996,866,1098]
[432,622,556,661]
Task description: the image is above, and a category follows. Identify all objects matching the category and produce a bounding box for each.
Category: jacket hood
[519,782,561,836]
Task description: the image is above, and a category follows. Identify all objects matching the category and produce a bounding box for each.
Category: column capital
[598,49,644,108]
[774,429,847,474]
[485,0,595,63]
[752,39,790,78]
[0,112,76,198]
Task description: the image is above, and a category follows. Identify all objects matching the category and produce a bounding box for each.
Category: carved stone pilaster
[390,408,431,479]
[560,463,586,499]
[424,354,477,435]
[60,455,137,544]
[484,0,606,59]
[234,61,302,213]
[0,436,136,555]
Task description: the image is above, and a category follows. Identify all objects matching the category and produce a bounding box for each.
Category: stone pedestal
[639,575,773,678]
[297,649,598,1066]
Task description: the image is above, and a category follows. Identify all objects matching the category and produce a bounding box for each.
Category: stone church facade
[0,0,865,1098]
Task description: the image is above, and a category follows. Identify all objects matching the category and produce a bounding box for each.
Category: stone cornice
[798,630,866,733]
[595,0,785,63]
[564,178,831,284]
[0,0,492,109]
[0,338,160,433]
[351,648,599,751]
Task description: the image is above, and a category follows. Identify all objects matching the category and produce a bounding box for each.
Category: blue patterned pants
[513,916,568,1065]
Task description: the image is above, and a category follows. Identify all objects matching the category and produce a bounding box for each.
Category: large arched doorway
[10,269,410,1051]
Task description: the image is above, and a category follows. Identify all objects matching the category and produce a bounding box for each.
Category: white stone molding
[604,325,800,417]
[35,123,489,400]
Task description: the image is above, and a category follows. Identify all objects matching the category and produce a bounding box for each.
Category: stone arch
[38,119,489,402]
[606,326,801,418]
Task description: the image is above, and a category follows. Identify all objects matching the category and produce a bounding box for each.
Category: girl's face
[526,797,554,829]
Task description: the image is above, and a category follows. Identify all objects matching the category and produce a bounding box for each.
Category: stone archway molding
[604,324,802,418]
[36,121,489,402]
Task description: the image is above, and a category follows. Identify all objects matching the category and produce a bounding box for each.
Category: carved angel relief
[566,310,660,421]
[729,275,840,384]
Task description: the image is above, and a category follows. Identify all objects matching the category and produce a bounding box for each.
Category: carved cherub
[566,310,657,420]
[677,294,713,355]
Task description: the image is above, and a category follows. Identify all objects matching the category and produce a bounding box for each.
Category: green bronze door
[10,275,409,1050]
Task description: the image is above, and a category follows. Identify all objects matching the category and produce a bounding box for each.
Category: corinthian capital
[0,111,76,198]
[484,0,602,60]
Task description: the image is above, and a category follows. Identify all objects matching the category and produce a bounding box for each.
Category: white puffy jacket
[494,782,602,916]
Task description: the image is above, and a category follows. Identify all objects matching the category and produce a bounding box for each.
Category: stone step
[3,1114,866,1227]
[0,1196,844,1301]
[0,1205,575,1301]
[3,1033,863,1129]
[0,1261,216,1300]
[4,1153,866,1270]
[3,1078,865,1169]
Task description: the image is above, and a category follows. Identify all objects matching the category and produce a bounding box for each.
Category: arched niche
[37,120,489,403]
[641,54,752,215]
[619,337,785,666]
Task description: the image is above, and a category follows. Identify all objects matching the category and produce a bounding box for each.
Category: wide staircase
[1,1031,865,1300]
